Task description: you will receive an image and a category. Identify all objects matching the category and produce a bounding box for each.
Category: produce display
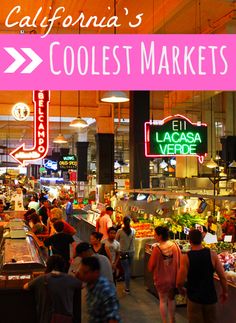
[131,223,154,238]
[218,251,236,271]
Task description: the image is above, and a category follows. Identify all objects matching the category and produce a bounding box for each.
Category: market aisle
[81,277,188,323]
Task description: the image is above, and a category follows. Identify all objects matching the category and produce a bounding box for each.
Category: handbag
[119,231,134,260]
[120,252,130,260]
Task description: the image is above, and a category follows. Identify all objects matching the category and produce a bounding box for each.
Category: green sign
[145,115,207,162]
[59,155,78,170]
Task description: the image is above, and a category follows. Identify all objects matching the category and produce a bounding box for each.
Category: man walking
[177,229,228,323]
[78,256,121,323]
[98,207,113,240]
[69,242,113,283]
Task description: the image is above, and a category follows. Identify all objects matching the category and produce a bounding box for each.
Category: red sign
[69,171,77,181]
[10,90,50,165]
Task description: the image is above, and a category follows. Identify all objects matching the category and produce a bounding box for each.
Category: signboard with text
[10,90,50,165]
[145,115,207,163]
[59,155,78,170]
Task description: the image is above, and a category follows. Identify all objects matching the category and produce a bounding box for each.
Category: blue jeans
[120,252,134,290]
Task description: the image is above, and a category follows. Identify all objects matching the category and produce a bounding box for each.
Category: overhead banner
[0,34,235,90]
[145,115,208,163]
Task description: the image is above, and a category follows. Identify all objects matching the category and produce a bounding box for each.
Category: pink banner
[0,34,235,90]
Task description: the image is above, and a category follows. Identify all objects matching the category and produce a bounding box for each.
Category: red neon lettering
[10,90,50,165]
[38,92,44,99]
[38,115,44,122]
[38,146,45,153]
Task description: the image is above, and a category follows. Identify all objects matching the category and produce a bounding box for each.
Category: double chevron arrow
[4,47,43,74]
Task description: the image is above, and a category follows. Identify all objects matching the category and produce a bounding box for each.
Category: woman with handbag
[116,216,136,294]
[148,226,181,323]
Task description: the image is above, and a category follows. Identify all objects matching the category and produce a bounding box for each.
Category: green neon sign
[145,115,208,162]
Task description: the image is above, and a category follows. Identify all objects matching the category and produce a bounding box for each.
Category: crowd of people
[0,193,231,323]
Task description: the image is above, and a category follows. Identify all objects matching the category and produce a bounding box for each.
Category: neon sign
[145,114,207,163]
[59,155,78,170]
[10,90,50,165]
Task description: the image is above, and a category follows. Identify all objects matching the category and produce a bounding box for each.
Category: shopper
[29,213,48,235]
[97,206,113,240]
[44,220,75,272]
[78,256,121,323]
[24,254,81,323]
[148,226,181,323]
[49,207,76,236]
[116,216,135,294]
[222,216,236,242]
[38,197,50,226]
[28,195,40,211]
[23,208,36,224]
[70,242,113,283]
[103,227,120,283]
[0,202,9,221]
[96,210,106,231]
[177,229,228,323]
[90,231,112,260]
[206,215,216,234]
[0,190,6,206]
[65,197,74,222]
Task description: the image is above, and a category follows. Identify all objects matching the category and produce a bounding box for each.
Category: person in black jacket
[44,221,75,272]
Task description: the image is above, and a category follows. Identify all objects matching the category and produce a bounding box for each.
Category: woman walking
[116,216,135,294]
[148,226,181,323]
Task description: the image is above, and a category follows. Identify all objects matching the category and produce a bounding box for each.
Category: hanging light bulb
[136,193,147,201]
[53,91,68,144]
[229,160,236,168]
[206,158,218,168]
[70,91,88,128]
[53,133,68,144]
[101,91,129,103]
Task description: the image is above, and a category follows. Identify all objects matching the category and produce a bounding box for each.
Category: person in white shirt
[97,207,113,240]
[103,227,120,283]
[28,195,40,211]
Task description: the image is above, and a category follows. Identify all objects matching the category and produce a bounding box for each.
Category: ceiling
[0,0,235,160]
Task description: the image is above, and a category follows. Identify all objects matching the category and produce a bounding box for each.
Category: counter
[0,223,47,288]
[214,276,236,323]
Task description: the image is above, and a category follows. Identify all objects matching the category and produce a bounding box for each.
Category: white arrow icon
[4,47,43,74]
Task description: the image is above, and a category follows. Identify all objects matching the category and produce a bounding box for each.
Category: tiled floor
[81,277,188,323]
